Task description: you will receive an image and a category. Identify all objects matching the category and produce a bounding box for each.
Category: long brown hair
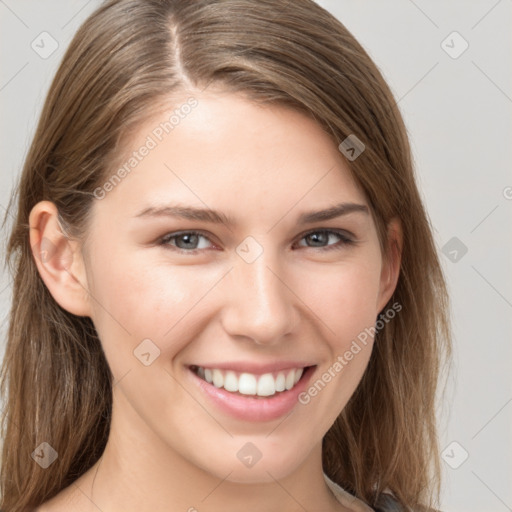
[1,1,451,510]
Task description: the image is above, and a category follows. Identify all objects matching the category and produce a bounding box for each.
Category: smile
[187,363,316,421]
[190,365,305,397]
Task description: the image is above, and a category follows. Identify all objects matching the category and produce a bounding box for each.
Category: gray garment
[374,493,409,511]
[324,473,416,512]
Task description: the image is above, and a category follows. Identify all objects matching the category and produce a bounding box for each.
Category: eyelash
[157,229,355,254]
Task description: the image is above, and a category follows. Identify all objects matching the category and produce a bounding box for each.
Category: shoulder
[374,493,441,512]
[324,473,440,512]
[374,493,407,511]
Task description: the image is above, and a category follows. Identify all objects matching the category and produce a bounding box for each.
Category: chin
[198,442,309,484]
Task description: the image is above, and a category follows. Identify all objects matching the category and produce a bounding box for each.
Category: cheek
[291,259,381,415]
[293,257,382,345]
[85,248,220,371]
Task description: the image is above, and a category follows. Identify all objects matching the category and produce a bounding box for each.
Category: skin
[30,88,401,512]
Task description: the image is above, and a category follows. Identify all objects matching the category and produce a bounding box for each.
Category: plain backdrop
[1,1,511,511]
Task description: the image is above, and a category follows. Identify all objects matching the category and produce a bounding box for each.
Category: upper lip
[188,361,315,375]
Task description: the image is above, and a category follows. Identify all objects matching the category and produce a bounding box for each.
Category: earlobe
[29,200,92,317]
[376,218,402,314]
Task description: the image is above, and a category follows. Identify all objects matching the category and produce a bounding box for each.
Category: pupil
[308,232,327,246]
[177,234,198,249]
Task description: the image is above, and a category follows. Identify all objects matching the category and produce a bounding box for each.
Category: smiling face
[78,88,399,483]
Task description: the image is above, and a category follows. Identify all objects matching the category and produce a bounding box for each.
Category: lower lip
[187,366,315,422]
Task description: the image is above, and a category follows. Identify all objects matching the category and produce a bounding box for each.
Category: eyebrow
[134,202,369,226]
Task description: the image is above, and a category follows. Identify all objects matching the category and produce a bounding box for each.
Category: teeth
[223,371,238,392]
[194,366,306,396]
[257,373,276,397]
[285,370,295,390]
[275,372,286,392]
[238,373,257,395]
[212,369,224,388]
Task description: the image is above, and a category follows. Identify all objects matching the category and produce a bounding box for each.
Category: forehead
[93,90,368,225]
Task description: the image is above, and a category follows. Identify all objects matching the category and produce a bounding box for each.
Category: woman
[0,1,451,511]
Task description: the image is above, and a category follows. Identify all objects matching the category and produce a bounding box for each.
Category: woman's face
[80,89,399,483]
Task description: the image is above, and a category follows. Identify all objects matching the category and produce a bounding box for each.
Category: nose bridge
[221,244,297,344]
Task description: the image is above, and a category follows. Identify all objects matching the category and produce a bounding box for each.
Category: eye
[158,228,355,254]
[159,231,214,252]
[295,229,354,251]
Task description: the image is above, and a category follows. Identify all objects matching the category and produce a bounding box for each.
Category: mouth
[189,365,311,398]
[186,363,316,422]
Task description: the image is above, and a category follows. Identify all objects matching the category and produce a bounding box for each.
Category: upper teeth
[196,367,304,396]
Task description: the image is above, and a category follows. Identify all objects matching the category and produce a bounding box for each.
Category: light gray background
[1,1,511,511]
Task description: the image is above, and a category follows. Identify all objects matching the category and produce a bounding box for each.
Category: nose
[220,248,299,346]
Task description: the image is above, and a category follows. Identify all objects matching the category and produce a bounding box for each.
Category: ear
[29,200,92,317]
[376,217,402,314]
